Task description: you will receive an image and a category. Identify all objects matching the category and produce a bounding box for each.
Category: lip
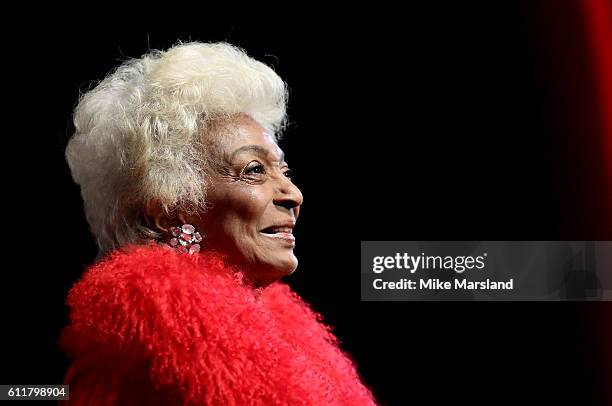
[259,221,296,234]
[259,220,296,246]
[260,220,296,230]
[260,232,295,244]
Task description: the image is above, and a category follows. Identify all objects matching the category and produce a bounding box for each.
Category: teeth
[264,227,292,234]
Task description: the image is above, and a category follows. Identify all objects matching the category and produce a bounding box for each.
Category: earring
[167,224,203,254]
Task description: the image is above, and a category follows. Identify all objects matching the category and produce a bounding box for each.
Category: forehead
[216,116,284,161]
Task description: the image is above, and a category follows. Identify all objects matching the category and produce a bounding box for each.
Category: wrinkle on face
[185,114,302,287]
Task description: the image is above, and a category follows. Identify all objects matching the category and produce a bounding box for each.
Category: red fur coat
[60,244,378,405]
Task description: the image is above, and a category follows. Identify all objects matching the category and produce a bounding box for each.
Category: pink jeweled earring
[167,224,203,254]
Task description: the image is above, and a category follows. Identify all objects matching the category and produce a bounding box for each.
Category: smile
[259,226,295,245]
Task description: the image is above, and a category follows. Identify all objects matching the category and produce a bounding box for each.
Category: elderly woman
[60,42,377,405]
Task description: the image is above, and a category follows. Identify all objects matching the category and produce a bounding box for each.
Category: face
[185,116,303,287]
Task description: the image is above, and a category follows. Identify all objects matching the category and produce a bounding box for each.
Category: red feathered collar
[60,244,377,405]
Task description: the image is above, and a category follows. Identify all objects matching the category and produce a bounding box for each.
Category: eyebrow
[228,145,285,163]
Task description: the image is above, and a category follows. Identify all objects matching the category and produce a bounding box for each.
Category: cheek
[235,188,269,220]
[208,186,270,238]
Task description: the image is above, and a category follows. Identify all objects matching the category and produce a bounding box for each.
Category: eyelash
[243,163,294,179]
[283,168,294,180]
[244,163,265,176]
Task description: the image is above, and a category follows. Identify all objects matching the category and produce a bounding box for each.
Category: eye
[242,162,266,177]
[283,168,295,180]
[246,164,264,174]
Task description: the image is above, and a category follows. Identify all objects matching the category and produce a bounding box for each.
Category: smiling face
[184,115,303,286]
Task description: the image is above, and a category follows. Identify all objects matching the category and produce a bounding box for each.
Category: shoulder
[68,243,249,299]
[61,244,253,357]
[61,245,378,404]
[71,243,241,288]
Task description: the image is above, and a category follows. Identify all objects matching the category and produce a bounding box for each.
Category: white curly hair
[66,41,288,256]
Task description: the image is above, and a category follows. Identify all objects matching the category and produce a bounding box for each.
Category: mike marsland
[372,278,514,290]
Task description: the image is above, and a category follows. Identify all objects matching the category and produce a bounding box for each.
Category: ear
[143,199,172,233]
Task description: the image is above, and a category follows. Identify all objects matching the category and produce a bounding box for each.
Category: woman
[60,42,378,405]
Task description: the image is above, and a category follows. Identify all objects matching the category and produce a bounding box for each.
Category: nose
[273,175,303,213]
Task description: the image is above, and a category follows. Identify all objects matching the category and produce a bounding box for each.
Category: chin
[263,253,298,278]
[240,250,299,286]
[272,257,298,276]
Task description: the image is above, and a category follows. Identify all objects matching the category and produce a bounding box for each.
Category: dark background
[2,2,611,405]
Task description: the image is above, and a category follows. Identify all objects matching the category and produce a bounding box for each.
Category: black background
[2,2,610,405]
